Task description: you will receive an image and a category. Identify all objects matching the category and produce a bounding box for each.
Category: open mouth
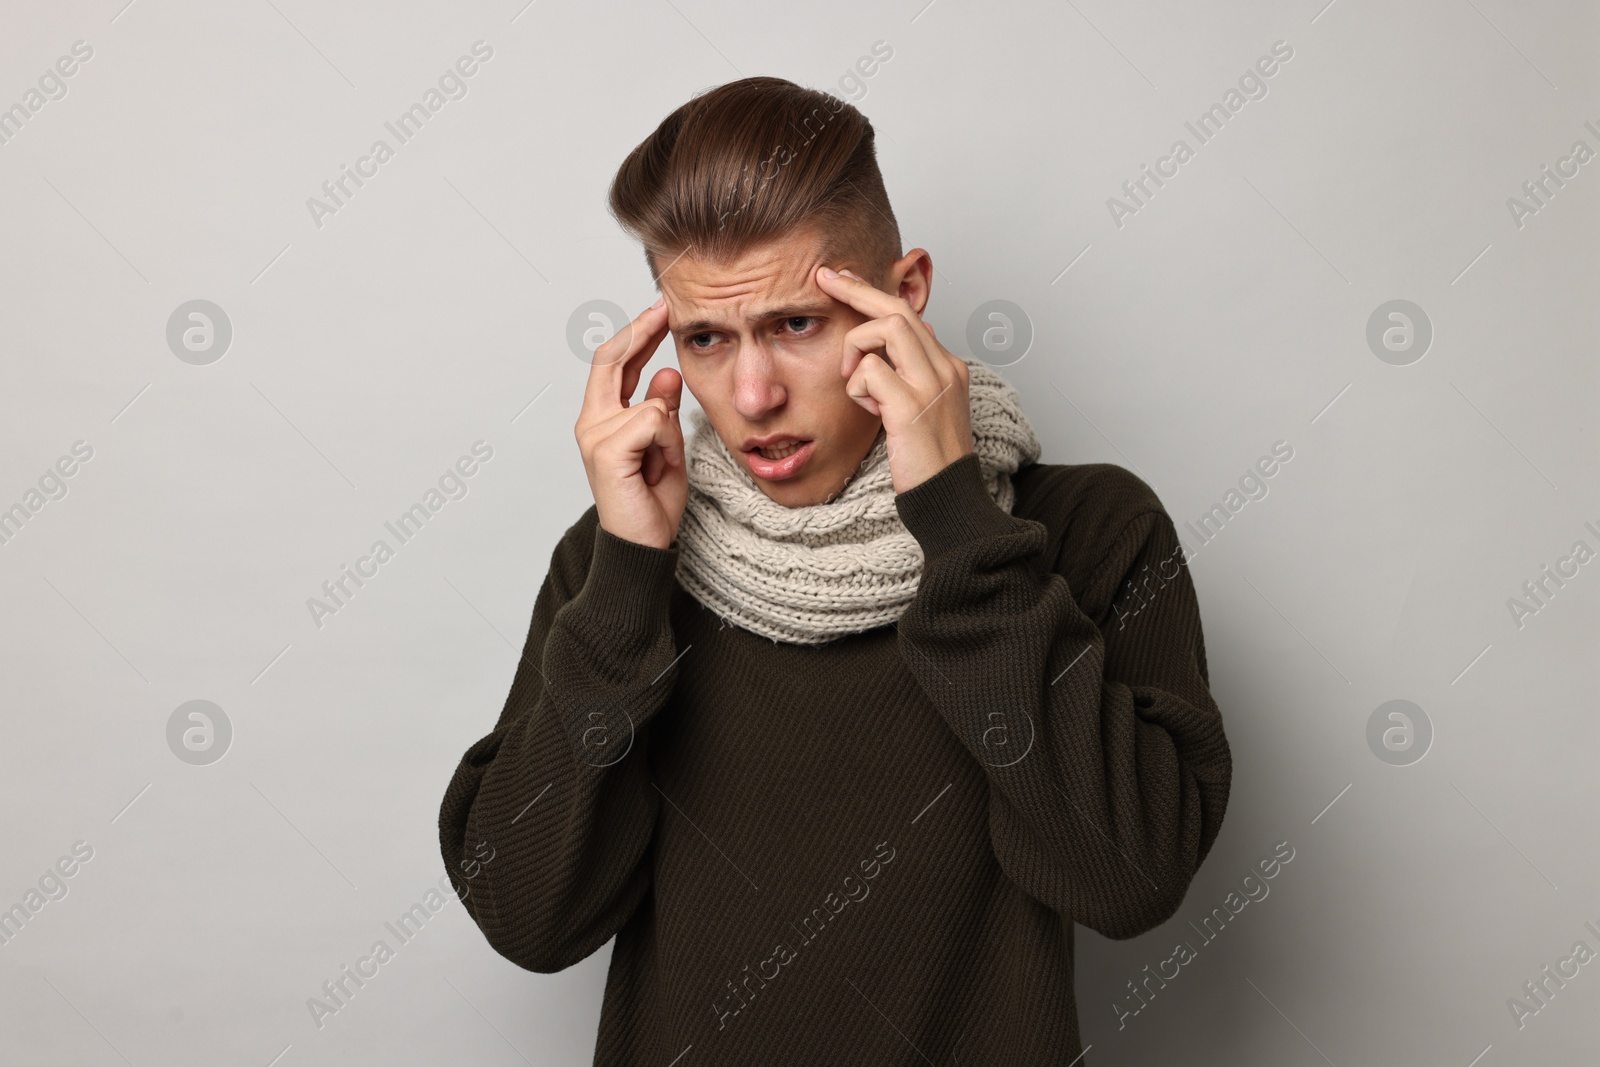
[742,438,816,480]
[754,441,805,461]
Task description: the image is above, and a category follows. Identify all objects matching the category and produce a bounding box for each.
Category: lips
[742,437,816,481]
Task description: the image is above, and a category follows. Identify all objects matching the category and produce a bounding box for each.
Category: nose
[731,342,787,422]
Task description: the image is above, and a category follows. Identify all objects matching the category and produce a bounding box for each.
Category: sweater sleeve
[893,454,1232,940]
[438,512,683,972]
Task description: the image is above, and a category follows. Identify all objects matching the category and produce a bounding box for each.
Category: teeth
[757,441,803,461]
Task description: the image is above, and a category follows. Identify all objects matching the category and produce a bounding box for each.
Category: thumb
[644,366,683,410]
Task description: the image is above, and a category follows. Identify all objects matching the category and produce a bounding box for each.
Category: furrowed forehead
[661,239,833,335]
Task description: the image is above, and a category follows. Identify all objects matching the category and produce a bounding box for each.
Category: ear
[887,247,933,316]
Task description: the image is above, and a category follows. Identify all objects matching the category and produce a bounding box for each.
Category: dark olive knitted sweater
[439,452,1231,1065]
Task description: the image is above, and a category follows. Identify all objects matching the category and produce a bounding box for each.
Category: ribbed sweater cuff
[895,452,1022,561]
[569,524,680,633]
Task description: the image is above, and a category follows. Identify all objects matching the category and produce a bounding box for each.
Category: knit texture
[439,454,1232,1066]
[674,357,1042,645]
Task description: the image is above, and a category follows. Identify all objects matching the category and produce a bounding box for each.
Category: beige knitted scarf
[674,358,1042,645]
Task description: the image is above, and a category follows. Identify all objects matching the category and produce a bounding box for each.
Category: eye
[779,316,819,336]
[686,332,717,351]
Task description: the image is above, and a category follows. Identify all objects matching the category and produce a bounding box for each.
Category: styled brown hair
[607,76,902,286]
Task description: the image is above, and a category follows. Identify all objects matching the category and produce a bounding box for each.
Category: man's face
[658,226,892,507]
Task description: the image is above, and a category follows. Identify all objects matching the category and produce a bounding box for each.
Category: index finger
[815,266,932,343]
[582,298,671,415]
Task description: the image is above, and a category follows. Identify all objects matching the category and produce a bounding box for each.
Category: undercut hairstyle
[607,76,902,287]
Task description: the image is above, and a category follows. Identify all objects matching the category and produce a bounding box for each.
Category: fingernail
[838,268,858,280]
[650,294,665,308]
[819,266,839,280]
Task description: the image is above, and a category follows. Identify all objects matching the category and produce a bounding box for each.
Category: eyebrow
[671,302,833,337]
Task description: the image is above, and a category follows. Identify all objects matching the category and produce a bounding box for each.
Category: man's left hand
[816,265,974,494]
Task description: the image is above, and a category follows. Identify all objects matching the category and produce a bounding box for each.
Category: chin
[744,460,836,507]
[762,482,822,507]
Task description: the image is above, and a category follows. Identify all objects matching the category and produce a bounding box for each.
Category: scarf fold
[674,358,1042,645]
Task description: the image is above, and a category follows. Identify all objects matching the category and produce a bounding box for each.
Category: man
[440,76,1231,1065]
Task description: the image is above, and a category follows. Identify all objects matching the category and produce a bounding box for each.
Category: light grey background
[2,0,1595,1064]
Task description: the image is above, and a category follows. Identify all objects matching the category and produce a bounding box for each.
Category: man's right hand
[575,296,687,550]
